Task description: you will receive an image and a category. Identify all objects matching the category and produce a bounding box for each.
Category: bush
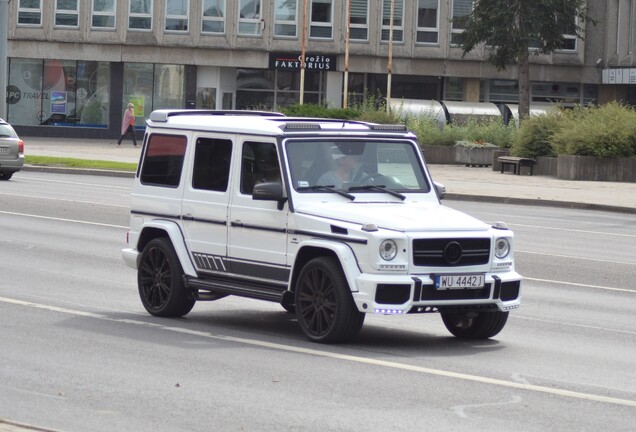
[512,110,563,158]
[550,103,636,158]
[281,103,360,119]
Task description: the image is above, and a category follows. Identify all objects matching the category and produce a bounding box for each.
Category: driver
[317,147,364,188]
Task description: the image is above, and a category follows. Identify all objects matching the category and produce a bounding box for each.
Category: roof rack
[149,109,285,122]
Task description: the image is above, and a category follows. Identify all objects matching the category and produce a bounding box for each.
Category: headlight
[379,239,398,261]
[494,238,511,259]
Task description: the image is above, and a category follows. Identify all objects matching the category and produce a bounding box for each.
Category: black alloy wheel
[295,256,364,343]
[138,237,195,317]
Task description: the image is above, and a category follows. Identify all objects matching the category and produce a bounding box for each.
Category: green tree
[458,0,593,120]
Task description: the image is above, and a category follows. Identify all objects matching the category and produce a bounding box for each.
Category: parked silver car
[0,119,24,180]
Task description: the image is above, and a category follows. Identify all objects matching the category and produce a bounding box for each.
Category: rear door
[180,135,234,276]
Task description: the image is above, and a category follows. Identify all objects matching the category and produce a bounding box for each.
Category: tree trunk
[518,46,530,122]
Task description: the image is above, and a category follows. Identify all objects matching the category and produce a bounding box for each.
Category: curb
[22,165,135,178]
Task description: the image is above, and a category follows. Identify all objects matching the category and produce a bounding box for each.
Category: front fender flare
[138,219,197,277]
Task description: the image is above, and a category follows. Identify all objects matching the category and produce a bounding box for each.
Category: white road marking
[514,315,636,336]
[509,223,636,239]
[452,396,523,418]
[13,175,131,190]
[517,250,635,266]
[524,276,634,293]
[0,384,66,400]
[0,192,129,208]
[0,210,127,229]
[1,296,635,408]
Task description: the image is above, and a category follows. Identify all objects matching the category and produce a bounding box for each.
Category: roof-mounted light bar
[282,122,322,130]
[370,124,408,131]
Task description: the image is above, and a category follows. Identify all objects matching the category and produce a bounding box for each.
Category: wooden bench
[498,156,536,175]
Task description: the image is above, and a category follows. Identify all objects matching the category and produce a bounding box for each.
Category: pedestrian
[117,103,137,146]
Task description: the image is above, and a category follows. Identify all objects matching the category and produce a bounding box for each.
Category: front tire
[295,257,365,343]
[441,310,509,339]
[138,237,195,317]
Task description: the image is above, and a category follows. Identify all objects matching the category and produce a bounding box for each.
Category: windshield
[285,139,430,193]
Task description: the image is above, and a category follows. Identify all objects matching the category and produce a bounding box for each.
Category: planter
[454,145,499,166]
[421,145,456,164]
[557,155,636,182]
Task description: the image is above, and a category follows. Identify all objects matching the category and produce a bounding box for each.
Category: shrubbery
[278,101,636,158]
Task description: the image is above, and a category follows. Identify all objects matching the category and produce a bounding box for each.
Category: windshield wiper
[348,185,406,201]
[298,185,355,201]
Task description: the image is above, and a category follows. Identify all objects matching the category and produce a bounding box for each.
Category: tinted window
[240,141,281,195]
[140,134,187,187]
[192,137,232,192]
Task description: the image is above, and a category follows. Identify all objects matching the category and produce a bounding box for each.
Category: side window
[140,134,187,187]
[240,141,281,195]
[192,137,232,192]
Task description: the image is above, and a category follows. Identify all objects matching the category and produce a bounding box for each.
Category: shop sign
[269,53,337,71]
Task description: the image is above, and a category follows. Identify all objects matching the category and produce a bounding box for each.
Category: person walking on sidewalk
[117,103,137,146]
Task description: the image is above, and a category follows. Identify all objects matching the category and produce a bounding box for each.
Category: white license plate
[0,147,9,154]
[435,274,485,290]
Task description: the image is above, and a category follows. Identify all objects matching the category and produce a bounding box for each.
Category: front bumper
[351,271,522,314]
[121,247,140,269]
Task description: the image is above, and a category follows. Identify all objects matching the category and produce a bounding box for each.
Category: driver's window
[240,141,281,195]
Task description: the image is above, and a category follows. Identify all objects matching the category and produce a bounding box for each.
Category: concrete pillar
[325,71,343,108]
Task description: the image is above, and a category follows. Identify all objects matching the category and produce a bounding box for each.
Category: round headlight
[494,238,511,259]
[379,239,398,261]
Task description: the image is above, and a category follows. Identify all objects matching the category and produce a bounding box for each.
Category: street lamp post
[0,0,9,119]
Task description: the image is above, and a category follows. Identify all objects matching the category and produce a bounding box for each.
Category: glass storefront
[236,69,324,109]
[122,63,185,128]
[7,58,111,127]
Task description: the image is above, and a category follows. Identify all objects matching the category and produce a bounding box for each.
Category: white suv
[122,110,521,343]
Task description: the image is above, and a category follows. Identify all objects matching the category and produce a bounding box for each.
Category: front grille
[413,238,491,267]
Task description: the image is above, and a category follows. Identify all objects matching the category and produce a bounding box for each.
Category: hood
[295,200,489,232]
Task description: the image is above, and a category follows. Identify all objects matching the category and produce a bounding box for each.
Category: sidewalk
[22,137,636,213]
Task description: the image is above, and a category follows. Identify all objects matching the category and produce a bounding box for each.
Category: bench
[498,156,536,175]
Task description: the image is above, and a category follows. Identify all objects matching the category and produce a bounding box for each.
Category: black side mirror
[253,182,287,210]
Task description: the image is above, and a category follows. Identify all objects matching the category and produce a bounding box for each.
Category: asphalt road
[1,171,635,432]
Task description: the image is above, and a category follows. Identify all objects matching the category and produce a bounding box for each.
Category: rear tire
[441,310,509,339]
[295,256,365,343]
[0,172,13,180]
[138,237,195,317]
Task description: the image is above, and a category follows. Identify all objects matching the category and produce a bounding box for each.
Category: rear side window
[140,134,187,187]
[192,137,232,192]
[0,124,18,138]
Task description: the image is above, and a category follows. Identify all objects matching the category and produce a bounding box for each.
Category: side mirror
[253,182,287,210]
[433,181,446,200]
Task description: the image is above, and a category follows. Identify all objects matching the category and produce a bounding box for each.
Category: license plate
[435,274,485,290]
[0,147,8,154]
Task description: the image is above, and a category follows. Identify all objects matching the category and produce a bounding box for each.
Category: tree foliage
[459,0,594,119]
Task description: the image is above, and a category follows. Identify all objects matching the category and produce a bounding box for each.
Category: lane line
[1,296,635,408]
[509,223,636,239]
[11,176,131,190]
[524,277,634,293]
[0,192,129,208]
[514,315,636,336]
[0,210,127,229]
[517,250,635,266]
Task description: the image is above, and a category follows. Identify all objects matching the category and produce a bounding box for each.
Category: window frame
[17,0,42,27]
[381,0,404,43]
[309,0,334,40]
[237,0,263,36]
[55,0,80,29]
[274,0,298,38]
[450,0,473,46]
[416,0,440,45]
[165,0,189,33]
[128,0,153,31]
[349,0,369,42]
[201,0,226,34]
[91,0,116,30]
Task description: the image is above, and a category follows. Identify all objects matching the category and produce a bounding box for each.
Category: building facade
[4,0,636,138]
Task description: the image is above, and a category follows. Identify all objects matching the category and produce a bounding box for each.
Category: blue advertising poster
[51,91,67,114]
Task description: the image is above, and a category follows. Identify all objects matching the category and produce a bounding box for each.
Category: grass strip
[25,155,137,172]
